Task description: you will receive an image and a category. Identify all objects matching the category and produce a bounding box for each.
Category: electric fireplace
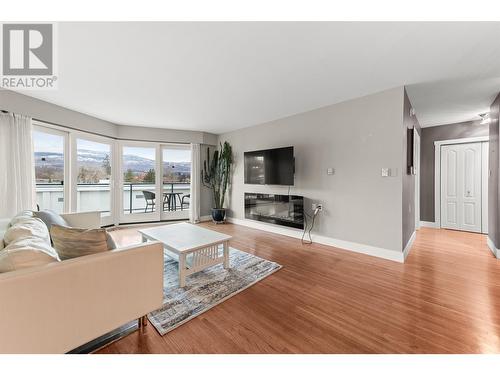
[244,193,304,229]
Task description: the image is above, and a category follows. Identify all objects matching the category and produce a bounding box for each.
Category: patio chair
[142,190,156,212]
[181,194,190,210]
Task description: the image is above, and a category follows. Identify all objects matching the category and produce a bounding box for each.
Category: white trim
[227,217,405,263]
[433,136,489,147]
[487,237,499,259]
[434,136,489,229]
[403,231,416,260]
[420,221,437,228]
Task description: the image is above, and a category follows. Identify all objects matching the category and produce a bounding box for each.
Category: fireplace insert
[244,193,304,229]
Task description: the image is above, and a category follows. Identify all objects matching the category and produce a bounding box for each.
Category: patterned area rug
[148,247,282,335]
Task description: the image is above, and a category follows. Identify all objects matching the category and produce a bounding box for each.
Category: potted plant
[202,141,233,223]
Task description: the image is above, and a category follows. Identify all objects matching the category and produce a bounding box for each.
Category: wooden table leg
[179,253,187,287]
[223,241,229,269]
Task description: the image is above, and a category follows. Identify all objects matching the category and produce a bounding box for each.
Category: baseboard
[199,215,212,222]
[487,236,499,259]
[403,231,416,261]
[420,221,437,228]
[227,217,405,263]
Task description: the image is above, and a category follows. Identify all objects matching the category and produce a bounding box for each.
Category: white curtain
[0,113,35,218]
[189,143,201,223]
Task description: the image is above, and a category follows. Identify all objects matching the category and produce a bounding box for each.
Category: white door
[441,142,482,233]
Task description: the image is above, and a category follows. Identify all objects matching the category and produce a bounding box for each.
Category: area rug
[148,247,282,335]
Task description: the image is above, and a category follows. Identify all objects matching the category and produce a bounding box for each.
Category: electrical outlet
[312,203,323,212]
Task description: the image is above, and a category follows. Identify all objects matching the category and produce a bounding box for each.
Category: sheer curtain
[189,143,201,223]
[0,112,35,217]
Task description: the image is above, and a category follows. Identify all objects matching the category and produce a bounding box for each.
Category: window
[76,138,112,216]
[33,128,67,213]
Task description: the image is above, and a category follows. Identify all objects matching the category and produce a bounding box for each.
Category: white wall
[219,87,405,254]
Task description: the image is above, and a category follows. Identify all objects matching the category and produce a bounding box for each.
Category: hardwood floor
[97,223,500,354]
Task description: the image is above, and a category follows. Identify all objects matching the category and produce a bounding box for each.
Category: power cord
[301,206,320,244]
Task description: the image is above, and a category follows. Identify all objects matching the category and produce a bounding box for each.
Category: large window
[122,146,157,215]
[33,128,67,213]
[76,138,112,217]
[162,146,191,215]
[32,123,193,225]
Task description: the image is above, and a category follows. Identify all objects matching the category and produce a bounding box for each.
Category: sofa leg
[138,315,148,331]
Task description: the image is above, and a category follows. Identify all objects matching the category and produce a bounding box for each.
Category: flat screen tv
[244,146,294,185]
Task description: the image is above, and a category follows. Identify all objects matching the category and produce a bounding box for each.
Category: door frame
[414,129,421,230]
[434,136,489,228]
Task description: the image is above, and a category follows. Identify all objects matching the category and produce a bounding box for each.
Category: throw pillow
[0,237,60,273]
[9,210,34,226]
[50,225,113,260]
[3,217,51,246]
[33,210,69,232]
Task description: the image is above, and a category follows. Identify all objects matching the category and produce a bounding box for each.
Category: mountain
[34,150,190,173]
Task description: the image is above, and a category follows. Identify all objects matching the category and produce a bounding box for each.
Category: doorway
[437,138,488,234]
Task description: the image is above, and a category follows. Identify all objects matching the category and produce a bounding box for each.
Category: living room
[2,2,500,373]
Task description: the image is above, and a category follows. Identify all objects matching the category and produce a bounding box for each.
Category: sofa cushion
[33,210,69,232]
[0,238,60,273]
[50,225,113,260]
[3,217,51,246]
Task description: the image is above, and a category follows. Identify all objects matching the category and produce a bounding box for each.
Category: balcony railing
[35,182,190,215]
[122,182,190,214]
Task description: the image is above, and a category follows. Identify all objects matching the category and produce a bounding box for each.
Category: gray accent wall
[488,93,500,248]
[419,120,489,222]
[219,87,406,253]
[402,89,421,249]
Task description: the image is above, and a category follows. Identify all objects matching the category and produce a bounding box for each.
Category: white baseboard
[403,231,416,261]
[487,236,499,258]
[420,221,437,228]
[227,217,405,263]
[199,215,212,222]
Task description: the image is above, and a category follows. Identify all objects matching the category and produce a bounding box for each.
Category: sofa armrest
[0,240,164,353]
[61,211,101,229]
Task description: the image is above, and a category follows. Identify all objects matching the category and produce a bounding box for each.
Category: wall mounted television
[244,146,294,185]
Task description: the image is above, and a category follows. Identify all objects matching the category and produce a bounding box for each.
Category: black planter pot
[211,208,226,223]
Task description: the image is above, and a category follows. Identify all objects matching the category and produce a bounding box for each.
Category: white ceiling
[20,22,500,133]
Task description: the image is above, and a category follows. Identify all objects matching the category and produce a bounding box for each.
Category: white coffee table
[138,223,232,287]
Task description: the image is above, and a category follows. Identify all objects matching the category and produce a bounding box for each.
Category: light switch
[381,168,390,177]
[327,168,334,175]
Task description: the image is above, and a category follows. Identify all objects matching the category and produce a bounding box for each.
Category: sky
[33,131,191,162]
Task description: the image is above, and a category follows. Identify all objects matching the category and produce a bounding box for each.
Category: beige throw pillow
[50,225,114,260]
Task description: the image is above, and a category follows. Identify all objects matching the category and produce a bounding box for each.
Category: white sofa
[0,211,164,354]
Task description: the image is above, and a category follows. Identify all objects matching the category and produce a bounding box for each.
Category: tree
[102,154,111,176]
[143,169,156,183]
[124,168,134,182]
